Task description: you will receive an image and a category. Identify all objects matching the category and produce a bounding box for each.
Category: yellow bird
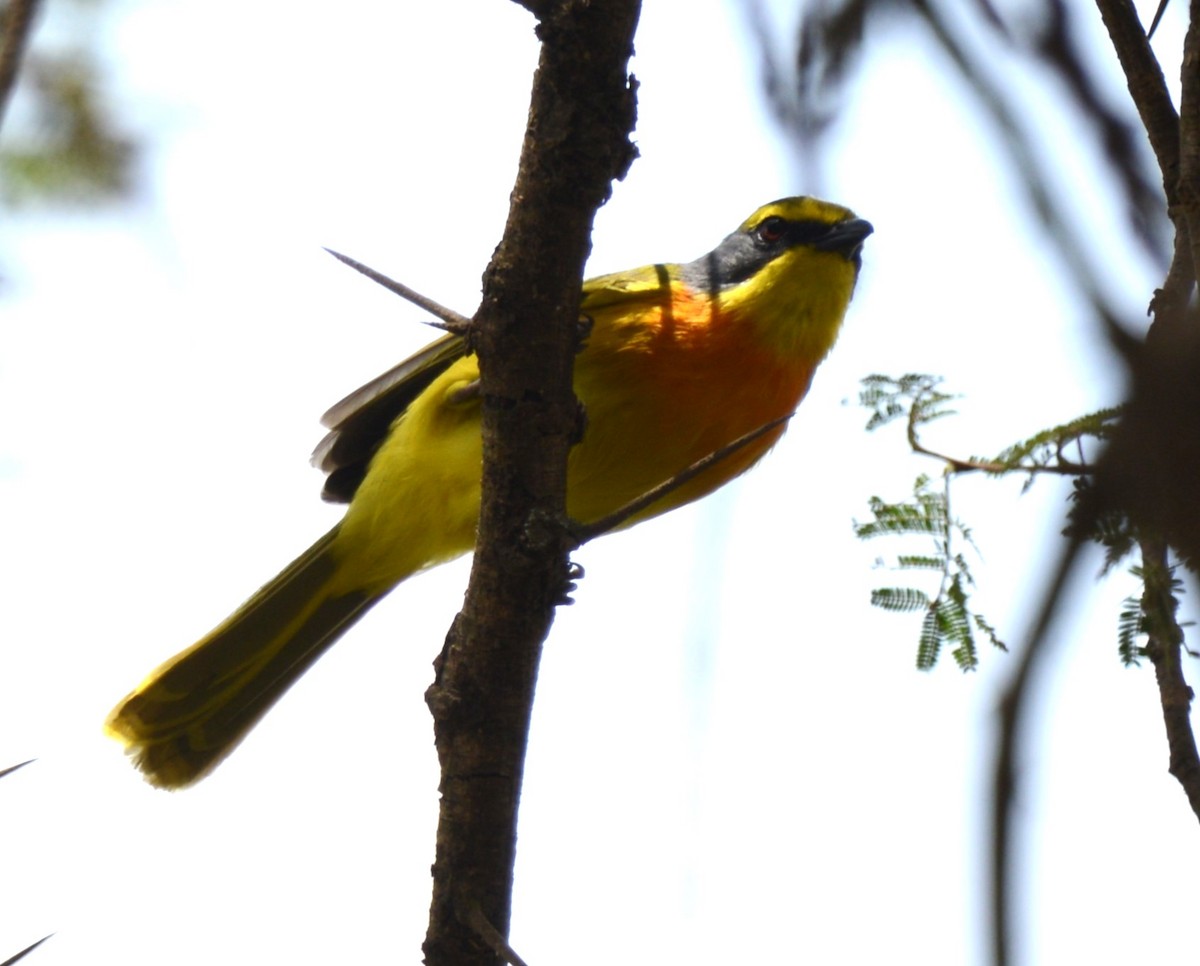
[107,197,872,787]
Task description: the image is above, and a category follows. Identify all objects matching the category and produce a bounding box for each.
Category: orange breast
[566,284,815,525]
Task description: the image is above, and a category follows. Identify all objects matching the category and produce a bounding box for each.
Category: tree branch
[1093,0,1181,203]
[901,392,1092,478]
[421,3,641,964]
[1093,1,1200,822]
[1138,537,1200,822]
[0,0,40,130]
[1176,0,1200,288]
[1094,0,1196,315]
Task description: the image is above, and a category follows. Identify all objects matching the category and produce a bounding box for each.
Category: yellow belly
[330,306,813,596]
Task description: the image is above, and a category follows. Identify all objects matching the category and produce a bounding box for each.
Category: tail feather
[106,525,381,788]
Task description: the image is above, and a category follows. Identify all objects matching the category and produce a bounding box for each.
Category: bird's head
[682,196,873,362]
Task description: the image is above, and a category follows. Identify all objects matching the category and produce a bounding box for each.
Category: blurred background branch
[0,0,138,209]
[0,0,40,128]
[750,2,1198,964]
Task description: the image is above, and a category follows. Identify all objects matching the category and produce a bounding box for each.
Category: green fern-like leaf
[911,393,958,429]
[972,613,1007,653]
[871,587,932,612]
[950,640,979,671]
[941,577,979,670]
[991,406,1123,472]
[855,374,1131,675]
[1065,477,1137,572]
[1117,595,1144,667]
[855,487,947,540]
[952,552,977,586]
[859,374,958,432]
[917,607,943,671]
[896,554,945,570]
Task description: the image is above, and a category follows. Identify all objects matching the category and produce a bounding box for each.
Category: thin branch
[1138,537,1200,821]
[1036,1,1166,262]
[911,0,1133,338]
[1147,0,1171,39]
[1092,0,1180,203]
[904,402,1090,478]
[1152,224,1199,320]
[0,0,40,130]
[323,248,472,335]
[1,935,52,966]
[1176,0,1200,286]
[0,758,34,780]
[1094,0,1196,314]
[990,531,1086,966]
[935,472,954,601]
[460,901,531,966]
[569,414,793,544]
[908,441,1088,477]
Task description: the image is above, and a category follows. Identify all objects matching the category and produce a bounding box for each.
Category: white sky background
[0,0,1195,963]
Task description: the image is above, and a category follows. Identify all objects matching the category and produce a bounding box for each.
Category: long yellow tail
[105,526,380,788]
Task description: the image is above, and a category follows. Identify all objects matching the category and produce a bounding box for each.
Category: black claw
[556,560,585,605]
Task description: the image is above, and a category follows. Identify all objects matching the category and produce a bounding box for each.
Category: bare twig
[0,759,34,780]
[1094,0,1195,313]
[913,0,1130,339]
[323,248,472,335]
[0,0,40,130]
[906,442,1088,478]
[460,900,531,966]
[904,401,1090,478]
[1092,0,1178,161]
[1176,0,1200,286]
[1147,0,1171,39]
[1,935,52,966]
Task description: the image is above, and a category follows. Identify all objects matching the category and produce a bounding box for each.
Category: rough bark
[422,3,640,964]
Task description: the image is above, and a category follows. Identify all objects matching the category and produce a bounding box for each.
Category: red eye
[756,216,786,244]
